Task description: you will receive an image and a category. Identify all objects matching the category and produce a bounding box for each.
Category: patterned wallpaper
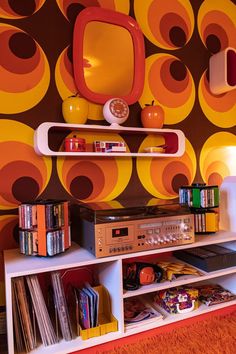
[0,0,235,286]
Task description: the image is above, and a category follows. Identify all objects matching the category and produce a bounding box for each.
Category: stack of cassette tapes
[179,183,219,234]
[19,200,71,257]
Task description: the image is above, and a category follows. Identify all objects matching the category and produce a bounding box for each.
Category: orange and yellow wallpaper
[0,0,235,293]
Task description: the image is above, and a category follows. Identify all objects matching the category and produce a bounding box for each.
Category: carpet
[78,308,236,354]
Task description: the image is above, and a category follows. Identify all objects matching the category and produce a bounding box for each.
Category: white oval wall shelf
[209,47,236,95]
[34,122,185,157]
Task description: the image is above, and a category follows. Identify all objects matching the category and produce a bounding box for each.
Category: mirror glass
[83,21,134,96]
[73,7,145,105]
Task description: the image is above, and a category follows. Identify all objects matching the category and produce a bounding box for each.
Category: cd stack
[179,183,219,234]
[18,200,71,256]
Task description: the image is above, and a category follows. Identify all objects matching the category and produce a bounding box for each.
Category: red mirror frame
[73,7,145,105]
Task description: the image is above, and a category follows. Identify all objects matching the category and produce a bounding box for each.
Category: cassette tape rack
[18,200,71,257]
[179,183,219,233]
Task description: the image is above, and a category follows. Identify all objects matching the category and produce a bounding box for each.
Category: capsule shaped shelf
[209,47,236,95]
[34,122,185,158]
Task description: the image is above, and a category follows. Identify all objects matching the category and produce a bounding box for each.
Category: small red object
[64,135,86,152]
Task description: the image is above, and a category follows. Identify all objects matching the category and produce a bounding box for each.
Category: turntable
[76,198,195,258]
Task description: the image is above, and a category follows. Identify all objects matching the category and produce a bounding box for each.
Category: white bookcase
[34,122,185,157]
[4,231,236,354]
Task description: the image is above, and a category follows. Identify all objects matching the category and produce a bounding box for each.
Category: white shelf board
[34,122,185,157]
[4,243,114,278]
[35,121,184,135]
[33,151,178,157]
[4,231,236,278]
[22,330,122,354]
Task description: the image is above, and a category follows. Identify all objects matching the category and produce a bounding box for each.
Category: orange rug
[77,307,236,354]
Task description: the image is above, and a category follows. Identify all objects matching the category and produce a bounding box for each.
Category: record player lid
[78,197,188,223]
[78,197,179,211]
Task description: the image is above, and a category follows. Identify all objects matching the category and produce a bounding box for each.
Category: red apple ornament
[141,101,164,128]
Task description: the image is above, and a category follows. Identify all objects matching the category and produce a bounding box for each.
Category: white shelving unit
[4,231,236,354]
[34,122,185,157]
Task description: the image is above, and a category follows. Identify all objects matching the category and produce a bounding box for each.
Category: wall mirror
[73,7,145,105]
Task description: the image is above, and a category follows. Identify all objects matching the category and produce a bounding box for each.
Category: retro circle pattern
[139,54,195,125]
[198,71,236,128]
[0,24,50,114]
[55,46,78,99]
[134,0,194,50]
[55,46,103,121]
[200,132,236,186]
[0,215,19,251]
[0,120,52,210]
[56,0,130,21]
[0,0,46,18]
[56,132,132,202]
[197,0,236,53]
[137,138,196,199]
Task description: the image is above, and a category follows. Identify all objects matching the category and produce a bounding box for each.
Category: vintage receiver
[75,198,195,258]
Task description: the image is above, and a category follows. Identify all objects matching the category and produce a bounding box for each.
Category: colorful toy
[155,286,199,314]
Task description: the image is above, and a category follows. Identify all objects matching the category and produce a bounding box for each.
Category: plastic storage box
[174,244,236,272]
[77,284,118,340]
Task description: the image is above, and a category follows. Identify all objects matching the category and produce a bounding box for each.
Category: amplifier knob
[147,229,153,235]
[184,235,191,240]
[183,224,190,231]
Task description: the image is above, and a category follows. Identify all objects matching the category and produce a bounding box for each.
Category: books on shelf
[74,283,99,331]
[197,284,236,306]
[11,267,118,350]
[51,271,73,341]
[26,275,58,347]
[13,272,73,351]
[12,277,37,352]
